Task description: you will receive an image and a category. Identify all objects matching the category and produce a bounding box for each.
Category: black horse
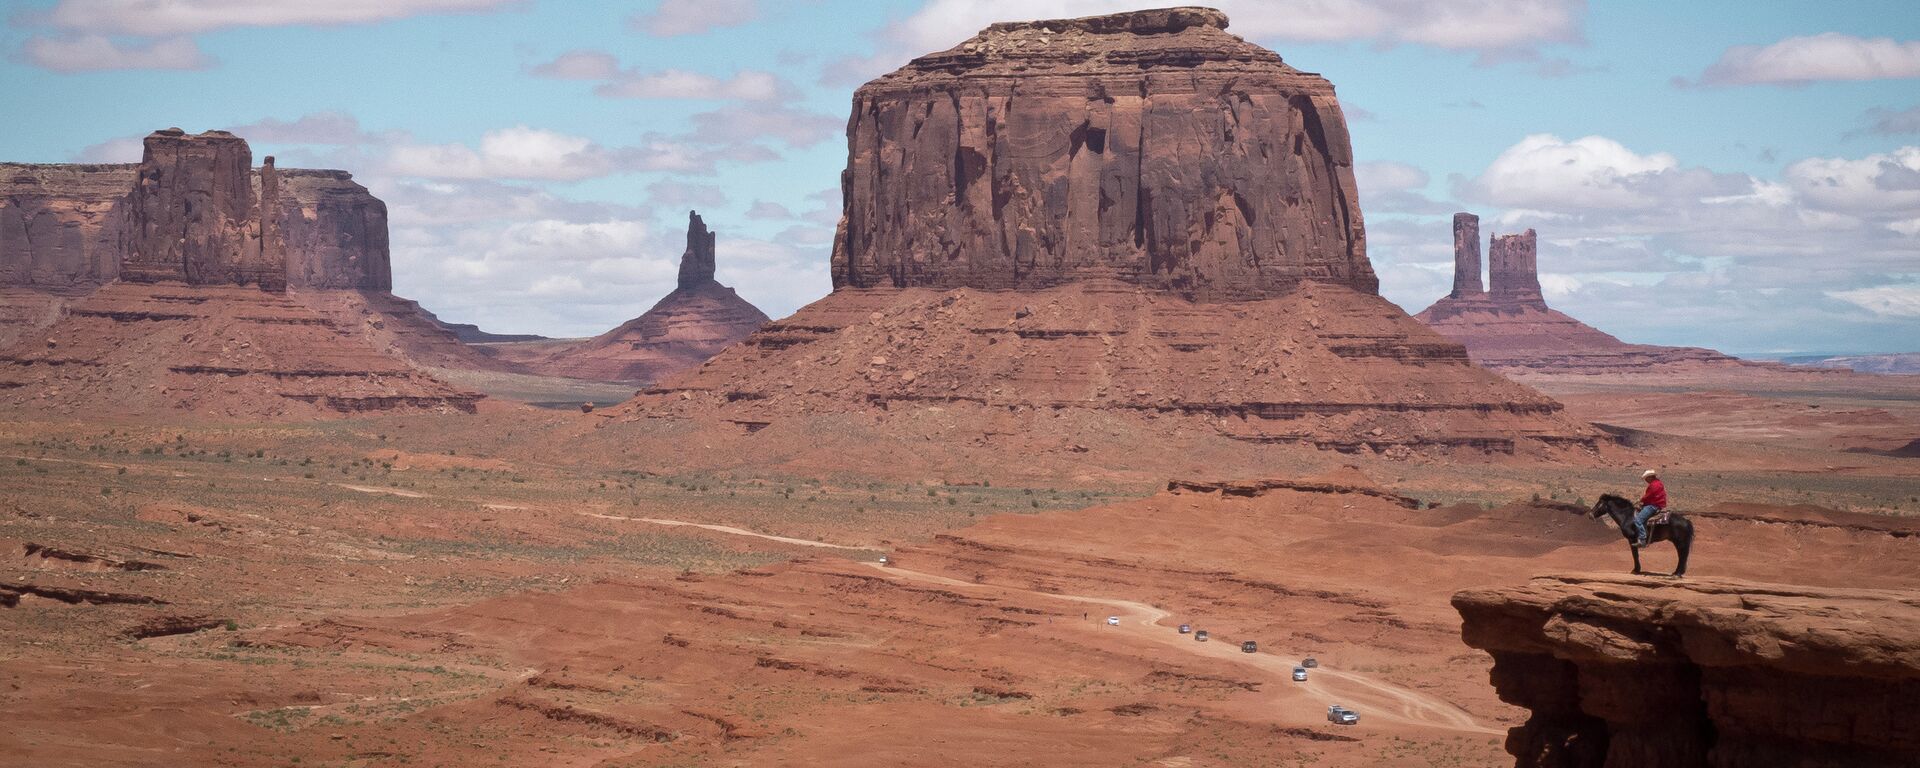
[1591,493,1693,577]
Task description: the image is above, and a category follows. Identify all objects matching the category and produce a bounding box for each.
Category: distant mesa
[618,8,1599,455]
[0,128,492,417]
[500,211,770,383]
[1784,352,1920,376]
[1414,213,1750,374]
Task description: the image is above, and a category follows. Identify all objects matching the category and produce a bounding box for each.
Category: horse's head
[1590,493,1626,518]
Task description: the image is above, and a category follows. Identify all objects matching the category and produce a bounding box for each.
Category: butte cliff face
[833,6,1373,300]
[0,129,488,416]
[528,211,770,383]
[1415,214,1745,373]
[622,8,1596,455]
[1454,574,1920,768]
[3,129,391,292]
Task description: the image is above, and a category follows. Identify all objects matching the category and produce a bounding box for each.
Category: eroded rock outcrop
[1449,213,1483,298]
[533,211,770,382]
[619,9,1598,455]
[832,6,1372,299]
[1,163,133,287]
[120,129,284,289]
[0,128,488,416]
[1453,573,1920,768]
[3,129,390,292]
[0,283,482,416]
[1416,215,1746,373]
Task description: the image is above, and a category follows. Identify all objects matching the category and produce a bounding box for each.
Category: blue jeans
[1633,505,1662,542]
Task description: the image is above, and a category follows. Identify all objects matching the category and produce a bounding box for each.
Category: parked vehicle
[1302,657,1318,668]
[1195,630,1209,642]
[1177,624,1191,634]
[1240,640,1258,653]
[1292,666,1308,681]
[877,556,889,566]
[1327,705,1358,725]
[1106,615,1120,626]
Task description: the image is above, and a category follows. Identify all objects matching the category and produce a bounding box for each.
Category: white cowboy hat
[1642,470,1658,479]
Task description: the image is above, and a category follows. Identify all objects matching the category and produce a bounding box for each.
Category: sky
[1,0,1917,355]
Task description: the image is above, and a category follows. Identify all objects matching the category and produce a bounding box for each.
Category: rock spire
[1450,212,1483,298]
[677,210,717,289]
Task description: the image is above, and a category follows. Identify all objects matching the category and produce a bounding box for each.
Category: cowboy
[1634,470,1667,547]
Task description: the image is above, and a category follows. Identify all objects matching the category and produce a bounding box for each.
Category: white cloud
[1461,134,1666,209]
[688,104,840,149]
[630,0,758,37]
[19,34,211,72]
[70,136,144,162]
[27,0,523,36]
[1356,161,1428,191]
[1355,160,1459,214]
[381,126,720,180]
[1785,146,1920,214]
[1394,138,1920,353]
[1688,33,1920,87]
[1459,134,1703,210]
[229,112,375,145]
[1828,284,1920,318]
[644,180,728,208]
[528,50,621,80]
[830,0,1586,84]
[596,69,790,101]
[746,200,795,220]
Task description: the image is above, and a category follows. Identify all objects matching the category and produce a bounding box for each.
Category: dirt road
[859,561,1498,735]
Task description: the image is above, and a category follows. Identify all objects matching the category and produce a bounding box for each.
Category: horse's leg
[1673,526,1691,578]
[1631,542,1643,575]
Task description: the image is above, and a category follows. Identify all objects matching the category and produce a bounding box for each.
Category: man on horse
[1634,469,1667,548]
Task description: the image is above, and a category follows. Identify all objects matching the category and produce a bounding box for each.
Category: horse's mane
[1597,493,1628,504]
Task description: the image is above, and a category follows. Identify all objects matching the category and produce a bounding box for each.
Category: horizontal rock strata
[628,282,1597,454]
[0,283,481,416]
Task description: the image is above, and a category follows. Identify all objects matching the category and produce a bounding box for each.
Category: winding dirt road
[858,562,1496,735]
[296,478,1495,734]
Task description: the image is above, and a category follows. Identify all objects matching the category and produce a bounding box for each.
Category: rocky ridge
[1454,573,1920,767]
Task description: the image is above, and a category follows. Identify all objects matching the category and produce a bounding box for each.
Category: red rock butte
[1415,213,1748,373]
[0,129,491,417]
[624,7,1600,455]
[833,6,1372,300]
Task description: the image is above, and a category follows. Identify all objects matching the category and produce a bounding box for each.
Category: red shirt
[1640,479,1667,509]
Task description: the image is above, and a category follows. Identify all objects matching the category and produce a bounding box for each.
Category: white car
[1106,616,1121,626]
[1327,705,1359,725]
[1292,667,1308,682]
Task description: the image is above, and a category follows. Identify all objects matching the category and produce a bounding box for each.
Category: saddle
[1650,511,1673,526]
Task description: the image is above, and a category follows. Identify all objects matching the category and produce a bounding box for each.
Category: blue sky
[3,0,1917,354]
